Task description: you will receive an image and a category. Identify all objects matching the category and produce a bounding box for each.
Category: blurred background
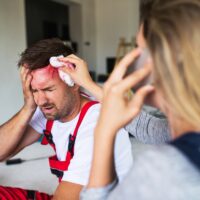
[0,0,139,124]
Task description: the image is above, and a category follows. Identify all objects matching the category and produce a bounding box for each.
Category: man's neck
[60,96,90,123]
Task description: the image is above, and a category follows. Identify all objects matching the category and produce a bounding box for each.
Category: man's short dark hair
[18,38,74,70]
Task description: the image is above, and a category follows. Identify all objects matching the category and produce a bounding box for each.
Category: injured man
[0,38,133,200]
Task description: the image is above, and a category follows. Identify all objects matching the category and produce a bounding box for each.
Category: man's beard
[40,101,75,121]
[40,103,58,120]
[40,90,79,121]
[42,110,59,120]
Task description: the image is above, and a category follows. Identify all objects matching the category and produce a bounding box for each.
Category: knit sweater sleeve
[125,110,171,144]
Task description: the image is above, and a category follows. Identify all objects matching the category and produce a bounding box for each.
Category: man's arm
[53,181,83,200]
[0,107,40,161]
[52,103,102,200]
[0,66,38,161]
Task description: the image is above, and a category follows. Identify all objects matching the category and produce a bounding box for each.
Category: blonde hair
[146,0,200,128]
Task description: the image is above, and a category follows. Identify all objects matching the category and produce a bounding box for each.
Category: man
[0,38,133,200]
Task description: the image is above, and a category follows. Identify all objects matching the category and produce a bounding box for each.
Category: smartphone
[124,48,152,91]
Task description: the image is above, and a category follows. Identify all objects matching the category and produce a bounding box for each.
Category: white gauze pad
[49,55,74,86]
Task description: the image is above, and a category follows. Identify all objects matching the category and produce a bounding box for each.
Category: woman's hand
[58,54,103,101]
[87,48,154,188]
[97,48,154,134]
[58,54,93,88]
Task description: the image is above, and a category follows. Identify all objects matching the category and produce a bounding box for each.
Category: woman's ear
[136,23,147,48]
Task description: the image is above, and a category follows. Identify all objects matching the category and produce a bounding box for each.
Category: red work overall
[0,101,98,200]
[41,100,99,181]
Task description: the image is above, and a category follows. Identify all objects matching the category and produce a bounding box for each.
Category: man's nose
[35,92,48,106]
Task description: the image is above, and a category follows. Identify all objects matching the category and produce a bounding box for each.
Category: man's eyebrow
[31,86,56,92]
[31,88,37,92]
[42,86,56,90]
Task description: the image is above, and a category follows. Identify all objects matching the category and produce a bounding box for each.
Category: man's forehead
[31,65,58,79]
[31,65,60,88]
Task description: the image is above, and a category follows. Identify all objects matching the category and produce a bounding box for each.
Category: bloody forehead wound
[31,64,60,86]
[31,64,58,78]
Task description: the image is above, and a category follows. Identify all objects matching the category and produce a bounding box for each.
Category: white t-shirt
[29,103,133,185]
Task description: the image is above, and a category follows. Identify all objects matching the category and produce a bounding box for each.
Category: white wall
[0,0,26,124]
[81,0,97,72]
[52,0,84,57]
[53,0,97,72]
[95,0,139,74]
[0,0,139,124]
[69,2,83,56]
[52,0,139,75]
[74,0,139,75]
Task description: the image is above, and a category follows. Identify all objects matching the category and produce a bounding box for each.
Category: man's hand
[20,66,36,112]
[0,67,40,161]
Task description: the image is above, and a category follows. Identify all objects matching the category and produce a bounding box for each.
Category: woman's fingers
[107,48,142,83]
[58,54,81,64]
[59,55,87,72]
[102,63,154,124]
[104,60,152,97]
[116,62,152,93]
[128,85,155,115]
[61,54,79,59]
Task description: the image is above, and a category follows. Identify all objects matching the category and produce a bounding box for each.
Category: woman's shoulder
[133,144,199,175]
[133,144,200,193]
[109,144,200,200]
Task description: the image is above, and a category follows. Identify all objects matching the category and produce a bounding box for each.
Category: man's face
[31,65,78,121]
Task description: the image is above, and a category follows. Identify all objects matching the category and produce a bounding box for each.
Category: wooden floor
[0,142,57,194]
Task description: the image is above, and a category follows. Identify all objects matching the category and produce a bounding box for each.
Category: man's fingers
[25,74,32,90]
[20,67,32,91]
[20,66,25,80]
[20,67,27,83]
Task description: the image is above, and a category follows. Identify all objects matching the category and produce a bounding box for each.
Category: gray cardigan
[125,110,171,144]
[80,110,200,200]
[80,144,200,200]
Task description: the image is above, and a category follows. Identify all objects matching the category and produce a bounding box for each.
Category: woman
[79,0,200,199]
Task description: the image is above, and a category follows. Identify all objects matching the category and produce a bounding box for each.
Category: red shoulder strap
[73,101,99,139]
[65,101,99,161]
[41,120,54,145]
[46,120,54,131]
[43,100,99,177]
